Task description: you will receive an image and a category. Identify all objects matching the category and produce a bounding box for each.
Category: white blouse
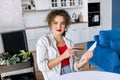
[36,33,80,80]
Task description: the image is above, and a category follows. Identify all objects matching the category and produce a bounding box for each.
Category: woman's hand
[61,47,78,59]
[48,47,77,69]
[76,50,93,69]
[83,51,93,63]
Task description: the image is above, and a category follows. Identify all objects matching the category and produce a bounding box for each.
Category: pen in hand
[73,48,84,50]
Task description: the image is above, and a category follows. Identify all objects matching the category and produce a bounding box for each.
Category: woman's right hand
[61,47,78,59]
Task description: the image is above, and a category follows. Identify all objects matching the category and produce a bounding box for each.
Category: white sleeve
[70,40,82,71]
[73,54,82,72]
[36,38,50,72]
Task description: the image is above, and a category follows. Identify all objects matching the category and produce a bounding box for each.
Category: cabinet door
[50,0,69,9]
[26,28,50,51]
[35,0,50,10]
[66,23,89,44]
[34,28,50,40]
[50,0,60,9]
[66,24,80,44]
[50,0,85,9]
[60,0,71,8]
[78,26,89,43]
[67,0,77,8]
[89,27,99,41]
[34,0,87,10]
[67,0,86,8]
[77,0,84,7]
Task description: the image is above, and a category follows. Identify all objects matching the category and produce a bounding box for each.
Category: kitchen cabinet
[34,0,86,10]
[66,23,88,44]
[77,0,85,7]
[22,0,88,27]
[66,25,80,44]
[51,0,77,9]
[26,23,89,51]
[55,0,86,8]
[34,0,51,10]
[26,27,50,51]
[89,26,99,41]
[78,25,89,43]
[66,25,104,45]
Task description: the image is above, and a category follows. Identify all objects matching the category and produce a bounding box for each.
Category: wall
[112,0,120,29]
[88,0,112,30]
[100,0,112,30]
[23,8,88,28]
[0,0,24,33]
[0,0,24,53]
[0,36,4,53]
[0,0,112,53]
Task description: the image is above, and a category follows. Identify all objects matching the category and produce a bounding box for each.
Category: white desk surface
[1,67,33,79]
[53,71,120,80]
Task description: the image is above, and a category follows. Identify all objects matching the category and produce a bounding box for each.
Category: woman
[36,9,93,80]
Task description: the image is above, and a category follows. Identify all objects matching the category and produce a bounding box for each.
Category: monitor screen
[1,30,28,55]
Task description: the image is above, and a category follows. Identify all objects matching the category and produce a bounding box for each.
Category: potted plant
[8,54,20,65]
[0,50,32,73]
[0,52,10,66]
[18,50,32,62]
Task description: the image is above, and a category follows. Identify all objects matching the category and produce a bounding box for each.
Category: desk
[54,71,120,80]
[1,67,34,79]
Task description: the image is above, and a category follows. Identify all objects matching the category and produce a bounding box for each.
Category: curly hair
[46,9,70,26]
[46,9,71,36]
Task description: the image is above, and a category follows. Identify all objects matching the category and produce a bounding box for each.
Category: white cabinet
[35,0,51,10]
[77,0,85,7]
[78,25,89,43]
[52,0,86,8]
[89,26,99,41]
[66,25,80,44]
[51,0,77,9]
[25,23,101,51]
[26,27,50,51]
[35,0,86,10]
[66,23,88,44]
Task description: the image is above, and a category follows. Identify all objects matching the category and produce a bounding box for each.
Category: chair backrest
[98,29,120,47]
[97,29,120,55]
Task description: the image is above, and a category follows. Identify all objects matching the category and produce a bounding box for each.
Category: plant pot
[0,60,32,74]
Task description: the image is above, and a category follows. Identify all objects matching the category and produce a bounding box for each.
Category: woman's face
[50,15,66,36]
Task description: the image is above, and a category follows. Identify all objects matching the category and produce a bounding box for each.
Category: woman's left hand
[83,51,93,63]
[76,51,93,69]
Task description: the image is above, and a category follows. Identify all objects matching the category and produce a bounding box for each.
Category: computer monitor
[1,30,28,55]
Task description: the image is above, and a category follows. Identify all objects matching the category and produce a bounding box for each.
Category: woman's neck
[53,34,65,46]
[54,35,63,42]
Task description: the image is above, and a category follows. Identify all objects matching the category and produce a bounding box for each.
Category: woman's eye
[53,22,58,25]
[61,22,65,25]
